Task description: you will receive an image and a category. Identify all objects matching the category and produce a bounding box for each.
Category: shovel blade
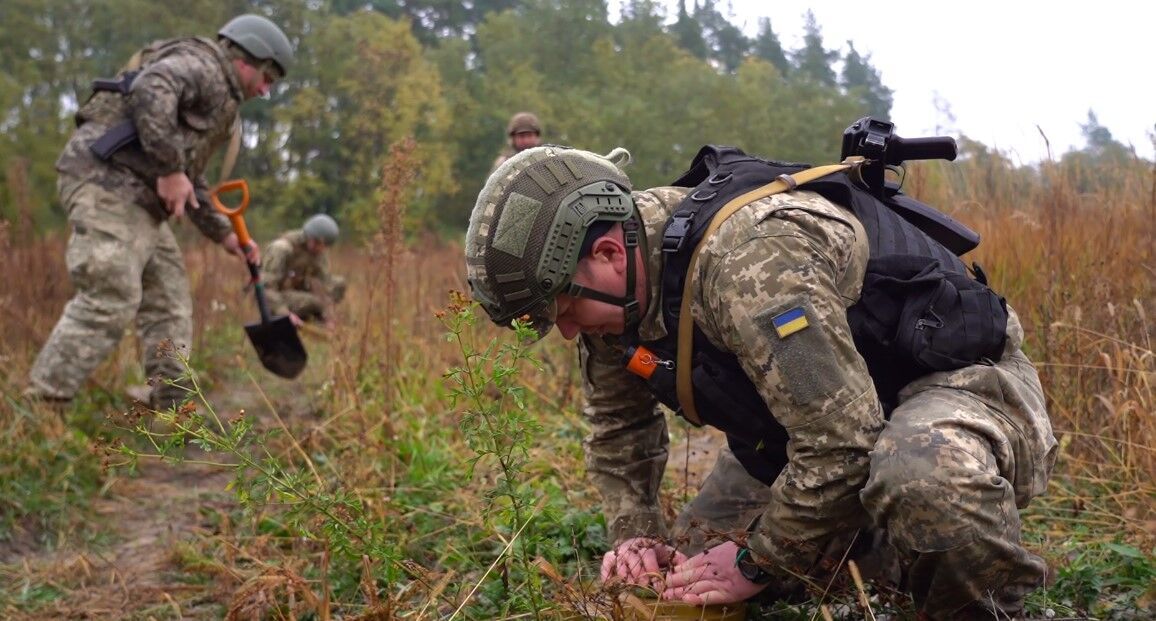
[244,316,308,379]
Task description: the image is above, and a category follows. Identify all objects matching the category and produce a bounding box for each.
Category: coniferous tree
[791,11,838,87]
[669,0,707,60]
[753,17,790,76]
[841,41,893,120]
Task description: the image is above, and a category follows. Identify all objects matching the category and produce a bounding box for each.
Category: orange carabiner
[211,179,252,247]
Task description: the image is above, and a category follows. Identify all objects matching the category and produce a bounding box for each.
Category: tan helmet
[506,112,541,136]
[465,145,637,340]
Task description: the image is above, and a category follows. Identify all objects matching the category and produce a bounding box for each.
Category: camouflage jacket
[263,230,337,296]
[55,36,242,242]
[581,185,887,572]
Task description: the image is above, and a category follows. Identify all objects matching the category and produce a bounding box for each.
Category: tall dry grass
[1,152,1152,617]
[907,156,1156,544]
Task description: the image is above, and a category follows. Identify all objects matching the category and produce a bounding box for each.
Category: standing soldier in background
[263,214,346,329]
[489,111,542,174]
[24,14,295,411]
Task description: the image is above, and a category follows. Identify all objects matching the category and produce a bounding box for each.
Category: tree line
[0,0,1146,238]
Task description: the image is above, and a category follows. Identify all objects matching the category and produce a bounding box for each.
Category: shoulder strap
[218,116,243,184]
[675,161,855,425]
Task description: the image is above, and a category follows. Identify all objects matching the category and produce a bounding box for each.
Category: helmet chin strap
[564,217,642,329]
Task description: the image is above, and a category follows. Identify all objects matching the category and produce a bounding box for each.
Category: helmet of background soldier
[303,214,339,245]
[464,145,635,338]
[506,112,541,136]
[218,14,294,77]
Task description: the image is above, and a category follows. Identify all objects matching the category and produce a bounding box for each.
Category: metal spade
[211,179,307,379]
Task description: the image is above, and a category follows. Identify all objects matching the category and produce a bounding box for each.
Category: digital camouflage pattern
[27,180,193,410]
[263,230,346,321]
[55,36,242,241]
[29,36,247,409]
[577,184,1056,618]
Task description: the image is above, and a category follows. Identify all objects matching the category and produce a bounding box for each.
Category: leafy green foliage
[1026,540,1156,619]
[1,0,909,237]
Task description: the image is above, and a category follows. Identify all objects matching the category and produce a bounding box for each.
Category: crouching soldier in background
[464,145,1058,620]
[264,214,346,329]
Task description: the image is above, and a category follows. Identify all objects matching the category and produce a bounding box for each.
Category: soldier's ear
[588,234,627,270]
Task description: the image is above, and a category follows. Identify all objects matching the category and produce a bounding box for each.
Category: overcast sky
[611,1,1155,164]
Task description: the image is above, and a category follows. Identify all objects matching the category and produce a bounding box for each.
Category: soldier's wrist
[735,547,773,584]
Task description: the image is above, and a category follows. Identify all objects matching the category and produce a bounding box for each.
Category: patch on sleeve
[771,307,809,338]
[757,301,843,406]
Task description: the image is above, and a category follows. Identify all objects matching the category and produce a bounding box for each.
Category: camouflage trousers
[861,349,1057,619]
[266,276,346,322]
[674,348,1055,619]
[26,177,193,410]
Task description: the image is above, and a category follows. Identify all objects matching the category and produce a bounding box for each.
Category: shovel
[211,179,308,379]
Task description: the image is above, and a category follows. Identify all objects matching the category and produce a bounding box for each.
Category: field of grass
[0,153,1153,620]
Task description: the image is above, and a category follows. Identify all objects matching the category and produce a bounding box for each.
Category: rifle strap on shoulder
[675,162,855,425]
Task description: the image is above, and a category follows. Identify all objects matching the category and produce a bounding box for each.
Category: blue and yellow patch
[771,307,809,338]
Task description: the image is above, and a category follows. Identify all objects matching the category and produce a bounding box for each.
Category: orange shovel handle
[211,179,252,247]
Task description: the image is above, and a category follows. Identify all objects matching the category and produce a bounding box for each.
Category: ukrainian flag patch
[771,307,809,338]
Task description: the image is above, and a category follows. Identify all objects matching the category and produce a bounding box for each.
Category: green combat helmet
[219,14,294,77]
[465,145,640,340]
[506,112,541,136]
[303,214,339,245]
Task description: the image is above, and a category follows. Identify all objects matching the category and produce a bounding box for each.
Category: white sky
[612,1,1156,164]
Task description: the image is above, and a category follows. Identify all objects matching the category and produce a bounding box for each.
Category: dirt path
[30,461,235,620]
[3,377,293,620]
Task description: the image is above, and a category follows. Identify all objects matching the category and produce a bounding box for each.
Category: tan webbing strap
[674,162,854,425]
[218,117,243,184]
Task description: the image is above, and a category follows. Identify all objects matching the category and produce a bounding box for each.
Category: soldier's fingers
[600,551,617,582]
[640,548,662,576]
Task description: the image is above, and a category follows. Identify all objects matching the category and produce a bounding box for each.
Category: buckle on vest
[707,172,733,185]
[663,213,694,253]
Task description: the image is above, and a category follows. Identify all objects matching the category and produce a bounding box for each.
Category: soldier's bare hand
[222,235,260,266]
[157,172,196,218]
[288,313,304,328]
[662,541,768,605]
[600,537,687,591]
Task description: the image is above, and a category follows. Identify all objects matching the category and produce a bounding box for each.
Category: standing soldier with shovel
[25,14,295,411]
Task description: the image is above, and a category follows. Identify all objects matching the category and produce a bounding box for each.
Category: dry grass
[1,153,1153,618]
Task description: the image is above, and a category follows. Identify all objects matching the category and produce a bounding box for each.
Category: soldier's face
[305,238,327,255]
[511,131,541,152]
[234,59,276,100]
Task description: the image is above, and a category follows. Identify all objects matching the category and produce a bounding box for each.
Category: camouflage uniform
[579,185,1056,619]
[262,229,346,321]
[27,37,242,410]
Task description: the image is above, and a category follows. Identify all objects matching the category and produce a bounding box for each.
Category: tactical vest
[77,37,241,177]
[626,146,1008,484]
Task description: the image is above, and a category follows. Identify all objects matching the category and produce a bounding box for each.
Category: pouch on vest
[850,254,1008,374]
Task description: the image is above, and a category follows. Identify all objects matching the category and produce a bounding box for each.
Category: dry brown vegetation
[1,154,1153,619]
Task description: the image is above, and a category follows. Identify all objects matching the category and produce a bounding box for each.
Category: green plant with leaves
[440,290,550,619]
[109,354,425,612]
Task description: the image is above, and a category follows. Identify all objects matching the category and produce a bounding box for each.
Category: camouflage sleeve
[579,335,671,544]
[262,239,292,316]
[188,176,233,243]
[317,252,337,290]
[696,200,883,575]
[128,51,220,175]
